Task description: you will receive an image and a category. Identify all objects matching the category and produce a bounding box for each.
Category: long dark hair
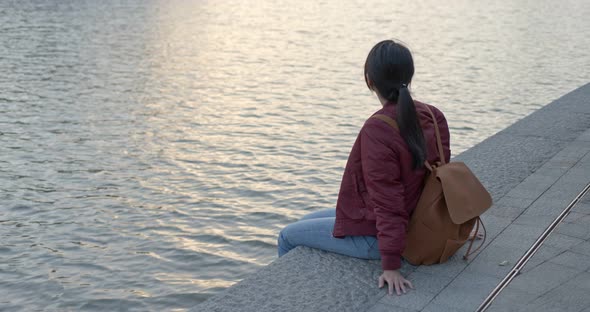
[364,40,426,169]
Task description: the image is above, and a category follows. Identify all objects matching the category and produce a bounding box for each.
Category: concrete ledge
[195,83,590,312]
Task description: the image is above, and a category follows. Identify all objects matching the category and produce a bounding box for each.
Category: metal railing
[477,182,590,312]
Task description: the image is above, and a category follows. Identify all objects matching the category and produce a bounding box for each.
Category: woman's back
[362,100,451,214]
[333,101,450,240]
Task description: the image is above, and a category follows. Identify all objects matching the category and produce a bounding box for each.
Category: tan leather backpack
[372,104,492,265]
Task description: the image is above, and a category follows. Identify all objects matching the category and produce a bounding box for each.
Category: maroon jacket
[332,101,451,270]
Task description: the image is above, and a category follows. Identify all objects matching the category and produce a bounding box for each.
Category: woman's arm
[360,122,414,295]
[360,122,407,270]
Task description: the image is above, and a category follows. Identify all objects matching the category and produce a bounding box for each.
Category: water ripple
[1,0,589,311]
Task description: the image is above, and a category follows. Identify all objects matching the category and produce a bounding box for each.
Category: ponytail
[364,40,426,169]
[396,85,426,169]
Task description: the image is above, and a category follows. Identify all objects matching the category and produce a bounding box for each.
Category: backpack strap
[371,114,399,130]
[422,104,446,165]
[463,217,487,260]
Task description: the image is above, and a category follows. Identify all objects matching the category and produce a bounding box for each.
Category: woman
[277,40,451,296]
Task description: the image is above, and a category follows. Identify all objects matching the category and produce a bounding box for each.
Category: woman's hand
[378,270,414,296]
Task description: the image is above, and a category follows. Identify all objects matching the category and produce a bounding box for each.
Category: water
[0,0,588,310]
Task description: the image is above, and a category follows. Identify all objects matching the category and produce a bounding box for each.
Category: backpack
[372,104,492,265]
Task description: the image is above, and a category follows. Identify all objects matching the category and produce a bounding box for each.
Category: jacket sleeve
[360,123,408,270]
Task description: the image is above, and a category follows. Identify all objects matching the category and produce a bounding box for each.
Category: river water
[1,0,588,311]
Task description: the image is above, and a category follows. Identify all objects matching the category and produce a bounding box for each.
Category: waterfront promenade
[195,83,590,312]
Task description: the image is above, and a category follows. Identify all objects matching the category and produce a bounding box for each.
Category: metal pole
[476,182,590,312]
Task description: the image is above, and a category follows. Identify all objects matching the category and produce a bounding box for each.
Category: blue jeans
[277,208,381,260]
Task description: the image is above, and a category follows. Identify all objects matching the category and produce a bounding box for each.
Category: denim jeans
[277,208,381,260]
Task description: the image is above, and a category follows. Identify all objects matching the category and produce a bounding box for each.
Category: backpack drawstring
[464,217,487,260]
